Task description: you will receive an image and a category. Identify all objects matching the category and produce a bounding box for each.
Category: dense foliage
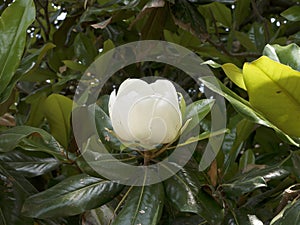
[1,0,300,224]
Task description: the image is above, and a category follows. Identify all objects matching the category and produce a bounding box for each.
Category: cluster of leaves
[1,0,300,225]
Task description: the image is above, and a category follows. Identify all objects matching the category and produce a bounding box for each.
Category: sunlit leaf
[243,56,300,137]
[222,63,247,90]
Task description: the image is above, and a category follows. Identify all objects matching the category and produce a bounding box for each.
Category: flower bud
[108,78,182,149]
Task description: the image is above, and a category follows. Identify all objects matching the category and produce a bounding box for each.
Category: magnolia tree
[1,0,300,225]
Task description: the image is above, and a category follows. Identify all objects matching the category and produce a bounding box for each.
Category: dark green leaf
[198,2,232,28]
[223,166,289,197]
[164,167,224,225]
[112,183,164,225]
[19,43,56,81]
[140,4,168,40]
[223,119,255,177]
[0,0,35,102]
[222,176,267,197]
[74,33,98,66]
[0,150,60,177]
[172,0,206,36]
[22,173,124,218]
[0,161,36,225]
[93,104,122,152]
[271,199,300,225]
[234,0,251,27]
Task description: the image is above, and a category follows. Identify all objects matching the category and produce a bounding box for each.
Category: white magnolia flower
[108,78,182,149]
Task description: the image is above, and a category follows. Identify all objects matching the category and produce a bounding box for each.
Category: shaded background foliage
[0,0,300,224]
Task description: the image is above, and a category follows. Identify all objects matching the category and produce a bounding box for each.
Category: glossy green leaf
[22,173,124,218]
[248,22,267,51]
[164,167,224,224]
[112,183,164,225]
[0,125,66,161]
[93,104,122,152]
[243,56,300,137]
[0,161,36,225]
[0,150,60,177]
[183,99,215,135]
[281,6,300,22]
[222,63,247,90]
[263,43,300,71]
[222,176,267,197]
[0,0,35,102]
[43,94,73,149]
[224,166,289,199]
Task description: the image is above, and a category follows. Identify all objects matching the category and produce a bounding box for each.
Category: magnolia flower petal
[110,92,140,141]
[110,79,154,142]
[128,96,182,147]
[127,97,156,142]
[151,98,182,143]
[150,79,182,120]
[117,78,153,97]
[108,89,117,117]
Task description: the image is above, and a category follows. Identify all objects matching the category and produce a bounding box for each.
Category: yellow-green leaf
[43,94,73,148]
[222,63,247,90]
[243,56,300,137]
